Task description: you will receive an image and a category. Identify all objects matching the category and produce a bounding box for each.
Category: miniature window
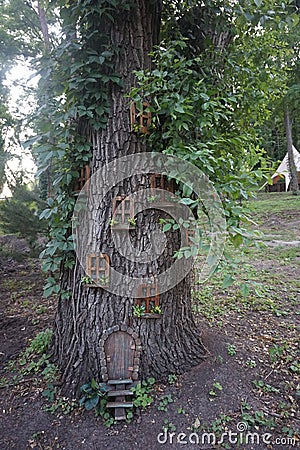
[130,101,151,134]
[136,284,160,313]
[112,196,134,225]
[150,174,175,202]
[86,253,109,286]
[74,165,90,192]
[150,174,174,193]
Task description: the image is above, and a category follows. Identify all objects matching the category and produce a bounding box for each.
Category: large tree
[0,0,294,407]
[44,0,210,396]
[23,0,298,400]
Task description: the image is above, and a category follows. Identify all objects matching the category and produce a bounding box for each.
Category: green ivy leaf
[84,396,99,411]
[222,274,234,289]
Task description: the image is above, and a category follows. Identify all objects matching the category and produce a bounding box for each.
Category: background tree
[0,72,13,193]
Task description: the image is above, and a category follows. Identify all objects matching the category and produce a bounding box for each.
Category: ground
[0,192,299,450]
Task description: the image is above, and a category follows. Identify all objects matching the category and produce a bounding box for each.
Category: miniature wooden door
[104,331,135,380]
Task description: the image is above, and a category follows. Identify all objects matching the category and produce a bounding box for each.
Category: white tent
[271,146,300,191]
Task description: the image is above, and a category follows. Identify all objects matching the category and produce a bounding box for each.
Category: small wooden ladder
[106,379,135,420]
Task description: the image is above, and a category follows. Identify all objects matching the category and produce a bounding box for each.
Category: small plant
[245,358,257,368]
[109,218,119,226]
[25,329,53,356]
[209,382,223,397]
[79,378,109,412]
[216,355,223,364]
[42,382,57,402]
[289,360,300,373]
[282,425,297,437]
[152,305,162,315]
[131,377,155,408]
[148,195,158,203]
[128,217,137,226]
[98,275,109,286]
[0,377,7,388]
[81,275,93,285]
[126,409,134,422]
[41,362,59,382]
[269,343,285,363]
[16,329,55,376]
[177,407,186,414]
[163,419,176,432]
[133,304,146,318]
[168,373,177,384]
[277,402,291,419]
[252,379,280,394]
[158,394,173,411]
[43,395,77,415]
[226,343,236,356]
[240,404,276,430]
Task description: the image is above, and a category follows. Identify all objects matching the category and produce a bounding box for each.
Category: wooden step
[107,379,133,385]
[108,390,134,397]
[106,402,133,408]
[115,413,127,421]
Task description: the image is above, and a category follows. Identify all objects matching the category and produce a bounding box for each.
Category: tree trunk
[37,1,50,51]
[284,107,299,194]
[52,0,206,397]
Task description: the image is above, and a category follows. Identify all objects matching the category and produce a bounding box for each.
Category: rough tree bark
[284,107,299,194]
[52,0,206,396]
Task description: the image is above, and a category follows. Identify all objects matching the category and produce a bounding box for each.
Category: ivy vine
[32,1,125,298]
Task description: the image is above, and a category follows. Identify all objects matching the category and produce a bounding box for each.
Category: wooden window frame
[150,174,175,203]
[136,284,160,314]
[74,165,90,193]
[112,196,134,225]
[86,253,110,287]
[130,101,151,134]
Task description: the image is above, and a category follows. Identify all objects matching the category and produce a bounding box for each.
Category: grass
[248,191,300,215]
[192,192,299,442]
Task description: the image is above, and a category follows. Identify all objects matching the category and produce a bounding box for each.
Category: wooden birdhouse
[111,196,135,229]
[86,253,110,287]
[136,283,161,318]
[130,101,151,134]
[74,165,90,193]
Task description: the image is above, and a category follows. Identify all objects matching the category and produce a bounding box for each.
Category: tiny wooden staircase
[106,379,135,420]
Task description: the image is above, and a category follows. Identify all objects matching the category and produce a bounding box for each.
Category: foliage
[151,305,162,314]
[4,0,296,299]
[26,0,127,298]
[209,381,223,397]
[132,304,146,318]
[0,183,47,247]
[79,379,117,426]
[130,31,289,248]
[131,377,155,408]
[168,373,177,384]
[23,328,52,357]
[81,275,93,285]
[157,394,173,411]
[0,68,13,192]
[79,378,109,412]
[11,329,58,380]
[127,217,137,226]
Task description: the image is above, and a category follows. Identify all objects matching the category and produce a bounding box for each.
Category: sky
[1,63,39,197]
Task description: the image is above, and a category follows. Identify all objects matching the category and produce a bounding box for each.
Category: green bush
[0,183,47,249]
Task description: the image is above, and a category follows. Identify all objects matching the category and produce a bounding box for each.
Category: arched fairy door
[100,325,141,420]
[105,331,135,380]
[99,324,141,383]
